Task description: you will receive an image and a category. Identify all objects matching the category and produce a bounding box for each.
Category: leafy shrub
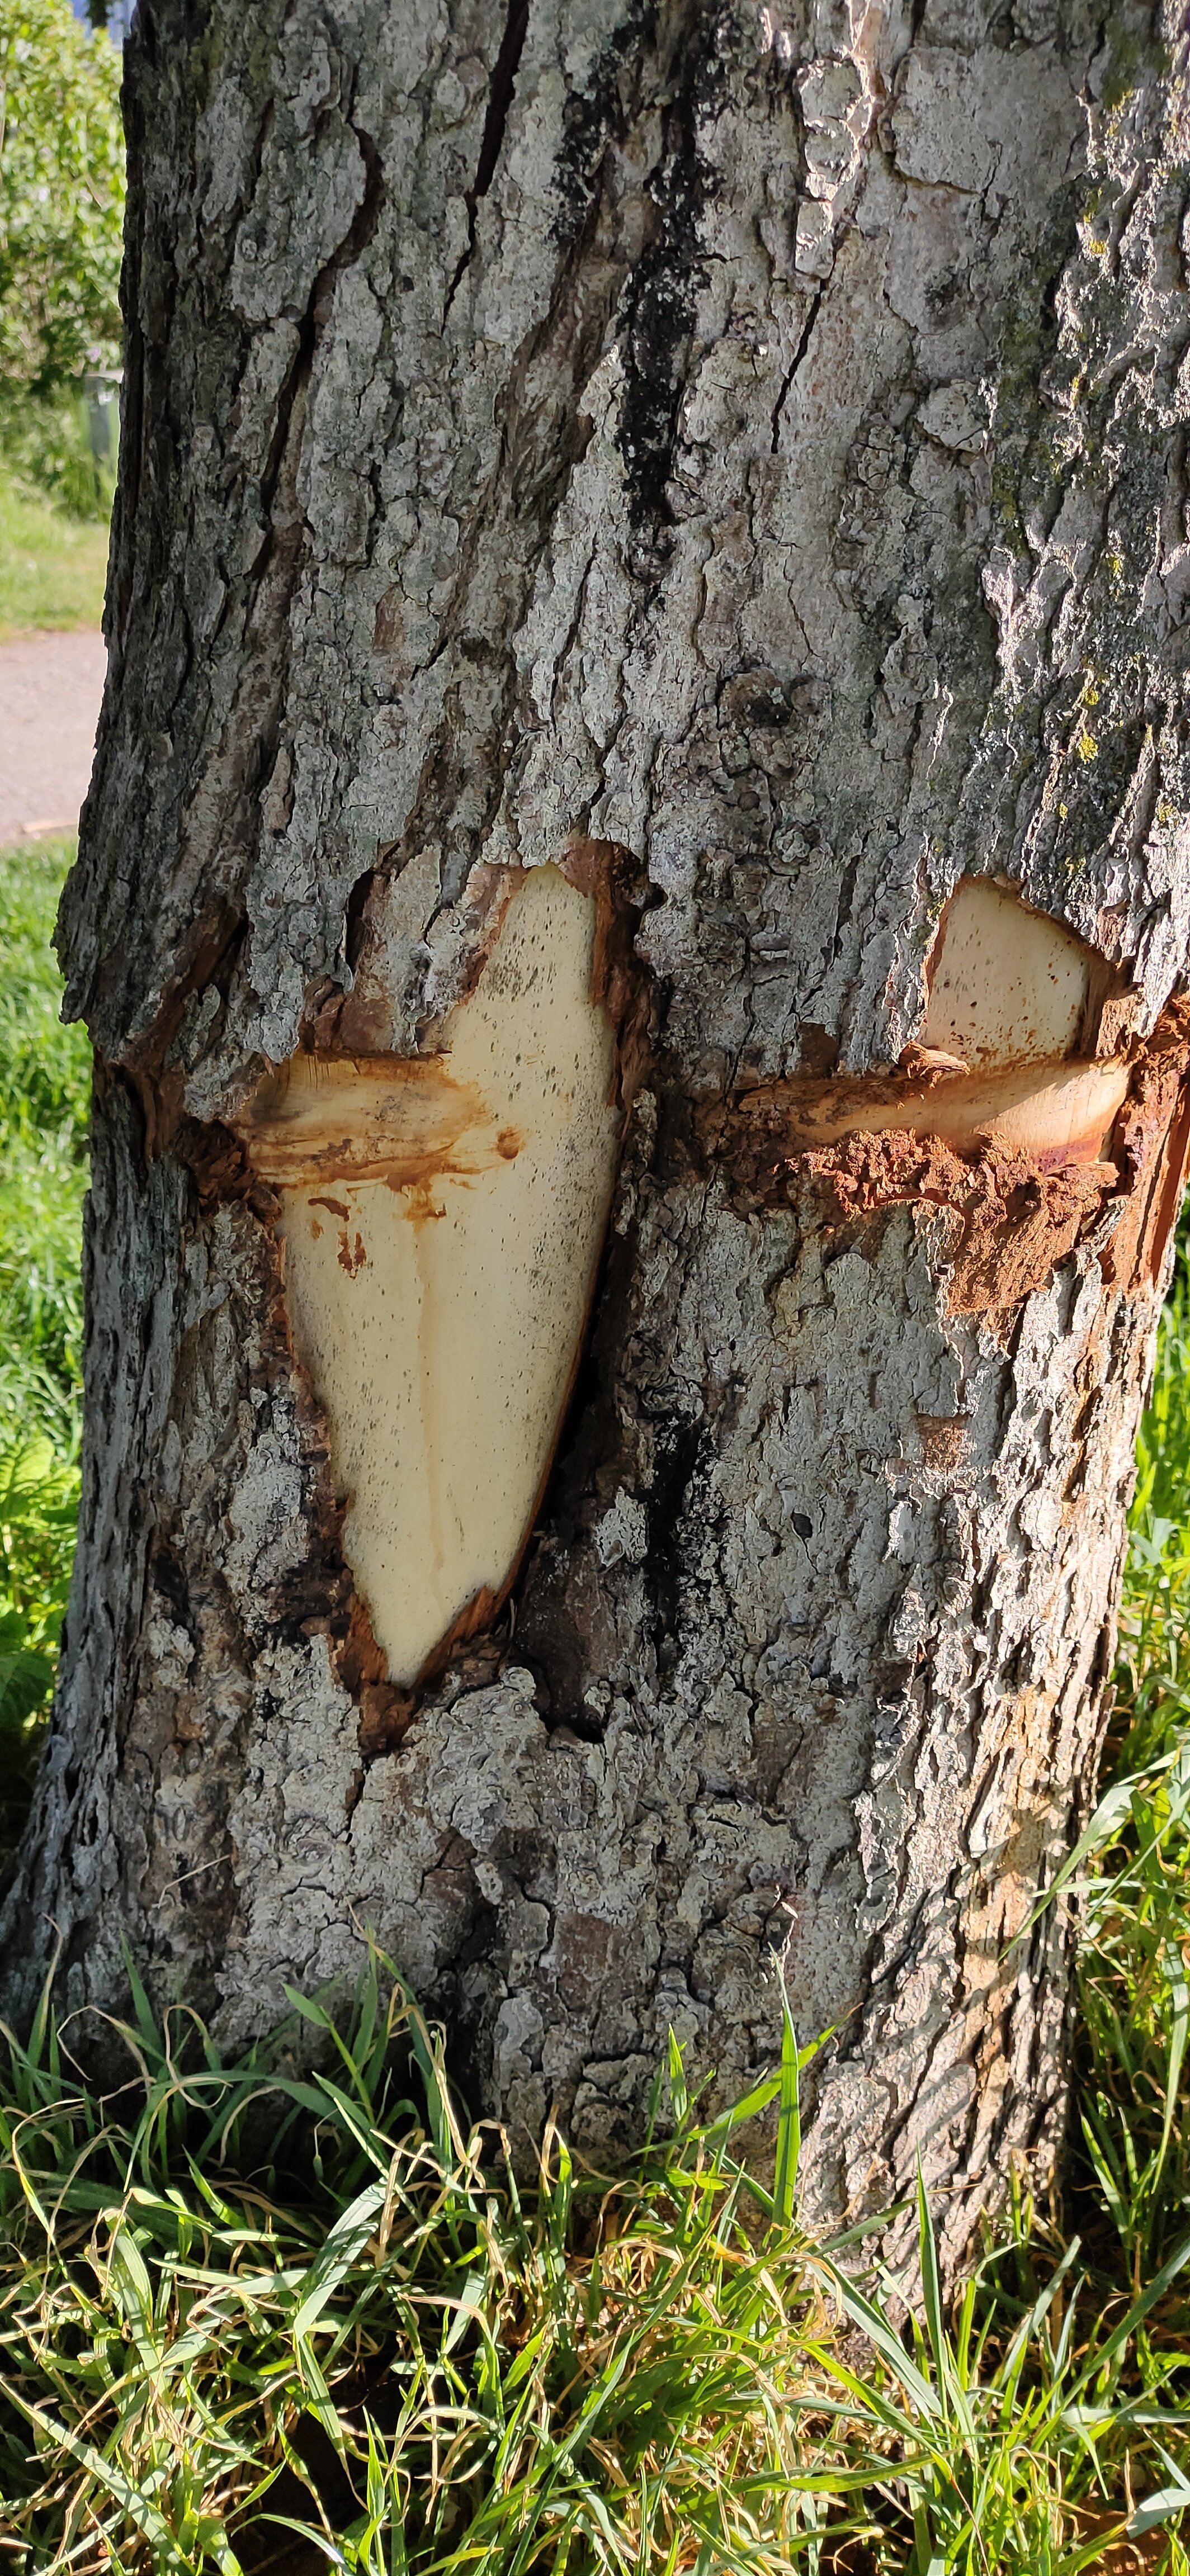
[0,380,115,518]
[0,0,125,515]
[0,0,124,391]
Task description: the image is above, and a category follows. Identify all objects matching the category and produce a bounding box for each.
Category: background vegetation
[0,467,109,632]
[0,837,1187,2571]
[0,0,123,593]
[0,840,87,1867]
[0,0,124,392]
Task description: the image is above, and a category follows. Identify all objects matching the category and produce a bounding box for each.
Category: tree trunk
[6,0,1190,2278]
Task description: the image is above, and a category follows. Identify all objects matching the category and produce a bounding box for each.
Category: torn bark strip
[710,995,1190,1316]
[725,1054,1131,1168]
[696,883,1190,1316]
[194,865,1188,1720]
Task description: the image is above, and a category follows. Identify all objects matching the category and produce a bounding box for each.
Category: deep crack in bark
[443,0,532,315]
[771,287,823,453]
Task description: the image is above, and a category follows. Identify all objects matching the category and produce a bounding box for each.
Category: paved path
[0,629,107,846]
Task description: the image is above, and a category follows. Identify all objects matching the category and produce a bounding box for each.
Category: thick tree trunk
[6,0,1190,2276]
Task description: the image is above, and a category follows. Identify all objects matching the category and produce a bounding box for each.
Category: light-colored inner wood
[243,865,620,1685]
[923,880,1091,1067]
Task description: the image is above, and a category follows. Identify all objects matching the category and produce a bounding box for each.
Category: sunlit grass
[0,1953,1187,2574]
[0,838,89,1443]
[1063,1252,1190,2333]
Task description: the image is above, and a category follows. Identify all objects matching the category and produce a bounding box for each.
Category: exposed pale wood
[734,1055,1130,1164]
[243,867,620,1686]
[922,882,1093,1068]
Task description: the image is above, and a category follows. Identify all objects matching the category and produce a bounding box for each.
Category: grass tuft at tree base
[0,1948,1187,2575]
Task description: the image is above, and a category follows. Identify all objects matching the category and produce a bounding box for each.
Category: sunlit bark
[7,0,1190,2279]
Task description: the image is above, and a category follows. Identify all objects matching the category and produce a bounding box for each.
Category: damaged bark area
[712,882,1190,1317]
[232,852,643,1699]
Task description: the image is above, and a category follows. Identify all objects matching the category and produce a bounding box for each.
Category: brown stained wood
[721,1053,1130,1168]
[707,1000,1190,1315]
[234,1054,508,1190]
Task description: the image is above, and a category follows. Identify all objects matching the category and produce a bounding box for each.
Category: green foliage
[0,0,125,517]
[0,837,89,1447]
[0,837,87,1869]
[0,1438,78,1861]
[1134,1246,1190,1530]
[0,0,125,395]
[0,381,116,522]
[0,458,110,631]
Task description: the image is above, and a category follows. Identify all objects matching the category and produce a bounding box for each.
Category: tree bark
[6,0,1190,2277]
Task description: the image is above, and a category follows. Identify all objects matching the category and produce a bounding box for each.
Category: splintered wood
[238,877,1172,1680]
[237,865,620,1685]
[717,880,1189,1315]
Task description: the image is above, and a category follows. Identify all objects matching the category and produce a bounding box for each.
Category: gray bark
[6,0,1190,2277]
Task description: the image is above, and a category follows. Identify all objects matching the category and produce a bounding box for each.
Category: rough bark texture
[7,0,1190,2277]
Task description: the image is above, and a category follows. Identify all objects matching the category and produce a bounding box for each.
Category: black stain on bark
[644,1414,705,1663]
[614,6,725,527]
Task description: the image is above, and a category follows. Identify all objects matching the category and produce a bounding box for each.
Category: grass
[0,1953,1186,2573]
[0,841,89,1448]
[0,840,88,1858]
[0,387,114,636]
[0,840,1187,2570]
[1065,1282,1190,2304]
[0,468,110,637]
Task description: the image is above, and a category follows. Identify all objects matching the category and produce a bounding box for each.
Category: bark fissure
[770,287,823,454]
[613,5,723,527]
[443,0,532,316]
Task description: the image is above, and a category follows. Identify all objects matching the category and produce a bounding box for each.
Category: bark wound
[711,879,1190,1315]
[232,846,646,1722]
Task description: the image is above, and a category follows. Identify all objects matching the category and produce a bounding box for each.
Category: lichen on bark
[7,0,1190,2279]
